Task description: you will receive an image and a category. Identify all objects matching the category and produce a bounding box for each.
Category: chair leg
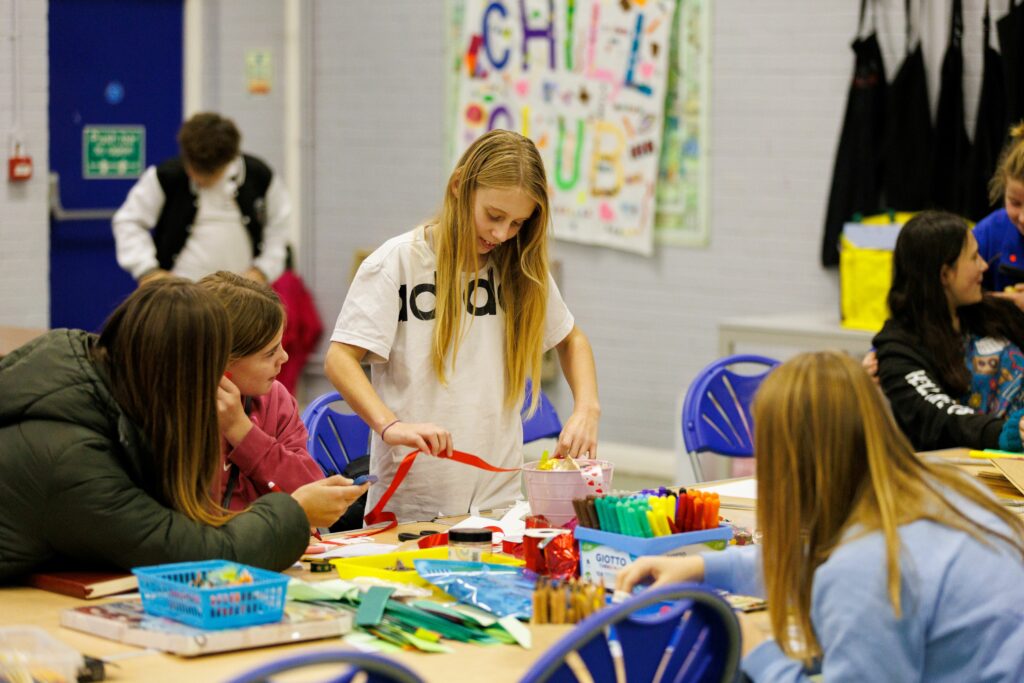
[688,452,704,483]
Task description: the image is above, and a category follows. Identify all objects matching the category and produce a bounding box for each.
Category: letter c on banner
[482,2,510,70]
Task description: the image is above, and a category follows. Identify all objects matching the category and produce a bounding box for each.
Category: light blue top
[703,498,1024,682]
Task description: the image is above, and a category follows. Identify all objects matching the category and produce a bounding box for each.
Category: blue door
[49,0,183,330]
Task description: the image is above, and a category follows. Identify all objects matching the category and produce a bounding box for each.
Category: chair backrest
[522,381,563,443]
[300,391,372,476]
[682,354,780,458]
[519,583,741,683]
[221,649,424,683]
[302,383,562,471]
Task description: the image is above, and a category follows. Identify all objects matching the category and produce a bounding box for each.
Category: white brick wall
[295,0,999,453]
[0,0,48,328]
[307,0,449,343]
[0,0,998,452]
[200,0,287,176]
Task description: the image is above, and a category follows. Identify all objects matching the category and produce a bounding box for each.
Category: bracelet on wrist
[380,419,401,441]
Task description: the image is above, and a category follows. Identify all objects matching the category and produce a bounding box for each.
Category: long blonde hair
[97,278,236,526]
[198,271,284,361]
[989,121,1024,203]
[754,351,1024,663]
[432,129,550,412]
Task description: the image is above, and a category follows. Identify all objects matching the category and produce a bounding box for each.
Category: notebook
[694,477,757,510]
[60,600,351,657]
[28,570,138,599]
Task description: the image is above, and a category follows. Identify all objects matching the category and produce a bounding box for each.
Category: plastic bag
[413,560,534,619]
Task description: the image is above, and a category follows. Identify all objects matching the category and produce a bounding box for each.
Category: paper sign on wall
[246,49,273,95]
[82,126,145,179]
[454,0,674,256]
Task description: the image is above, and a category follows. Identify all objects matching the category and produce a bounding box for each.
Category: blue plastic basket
[132,560,288,630]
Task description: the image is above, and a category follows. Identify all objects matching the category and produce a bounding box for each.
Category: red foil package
[523,529,577,579]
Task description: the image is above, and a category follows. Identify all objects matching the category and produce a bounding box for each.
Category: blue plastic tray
[132,560,287,630]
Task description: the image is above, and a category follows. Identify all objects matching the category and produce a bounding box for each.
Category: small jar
[448,528,493,562]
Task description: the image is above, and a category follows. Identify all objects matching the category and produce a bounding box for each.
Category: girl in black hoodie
[874,211,1024,451]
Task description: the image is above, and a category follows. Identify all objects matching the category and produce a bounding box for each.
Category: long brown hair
[754,351,1024,663]
[97,278,235,526]
[198,271,284,361]
[888,210,1024,395]
[432,129,550,412]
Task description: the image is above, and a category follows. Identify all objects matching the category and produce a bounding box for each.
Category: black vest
[152,154,273,270]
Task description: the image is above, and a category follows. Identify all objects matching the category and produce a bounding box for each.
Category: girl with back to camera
[617,352,1024,681]
[325,129,600,522]
[873,210,1024,451]
[0,279,361,580]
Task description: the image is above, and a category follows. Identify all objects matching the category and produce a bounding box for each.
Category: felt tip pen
[353,474,378,486]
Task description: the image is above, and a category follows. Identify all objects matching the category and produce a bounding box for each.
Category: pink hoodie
[217,380,324,510]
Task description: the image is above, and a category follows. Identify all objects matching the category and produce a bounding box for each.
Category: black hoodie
[0,330,309,582]
[873,318,1004,451]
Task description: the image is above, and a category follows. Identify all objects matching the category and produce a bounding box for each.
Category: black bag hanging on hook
[883,0,935,213]
[966,0,1007,221]
[932,0,972,214]
[820,0,887,267]
[998,0,1024,127]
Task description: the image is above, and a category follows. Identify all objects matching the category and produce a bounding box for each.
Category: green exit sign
[82,125,145,179]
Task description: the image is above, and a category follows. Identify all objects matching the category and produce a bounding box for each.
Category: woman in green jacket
[0,278,365,581]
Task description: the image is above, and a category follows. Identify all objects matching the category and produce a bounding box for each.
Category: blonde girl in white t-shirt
[325,129,600,521]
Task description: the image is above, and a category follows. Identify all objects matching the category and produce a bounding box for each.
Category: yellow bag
[839,213,913,332]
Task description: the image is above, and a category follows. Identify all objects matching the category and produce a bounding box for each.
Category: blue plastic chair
[522,381,563,443]
[221,650,424,683]
[519,583,742,683]
[303,382,562,473]
[682,354,780,482]
[300,391,372,476]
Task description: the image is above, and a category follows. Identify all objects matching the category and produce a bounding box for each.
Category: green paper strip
[401,630,454,653]
[498,614,531,649]
[448,603,499,627]
[384,601,484,642]
[356,586,395,627]
[410,600,475,625]
[482,625,516,644]
[288,578,359,602]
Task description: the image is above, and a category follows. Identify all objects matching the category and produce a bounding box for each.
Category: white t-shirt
[331,226,574,522]
[172,163,252,281]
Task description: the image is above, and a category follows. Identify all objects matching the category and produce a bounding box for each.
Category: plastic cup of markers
[522,459,614,527]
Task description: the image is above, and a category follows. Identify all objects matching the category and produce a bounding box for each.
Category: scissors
[397,530,440,542]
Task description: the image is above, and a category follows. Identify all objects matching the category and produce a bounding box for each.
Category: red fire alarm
[8,145,32,182]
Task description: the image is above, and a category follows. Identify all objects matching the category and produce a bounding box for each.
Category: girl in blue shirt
[974,122,1024,308]
[618,351,1024,682]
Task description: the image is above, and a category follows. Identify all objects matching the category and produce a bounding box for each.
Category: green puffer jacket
[0,329,309,581]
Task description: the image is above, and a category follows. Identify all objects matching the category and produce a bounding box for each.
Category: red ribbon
[363,449,520,531]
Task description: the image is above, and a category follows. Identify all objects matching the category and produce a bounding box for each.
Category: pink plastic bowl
[521,459,614,527]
